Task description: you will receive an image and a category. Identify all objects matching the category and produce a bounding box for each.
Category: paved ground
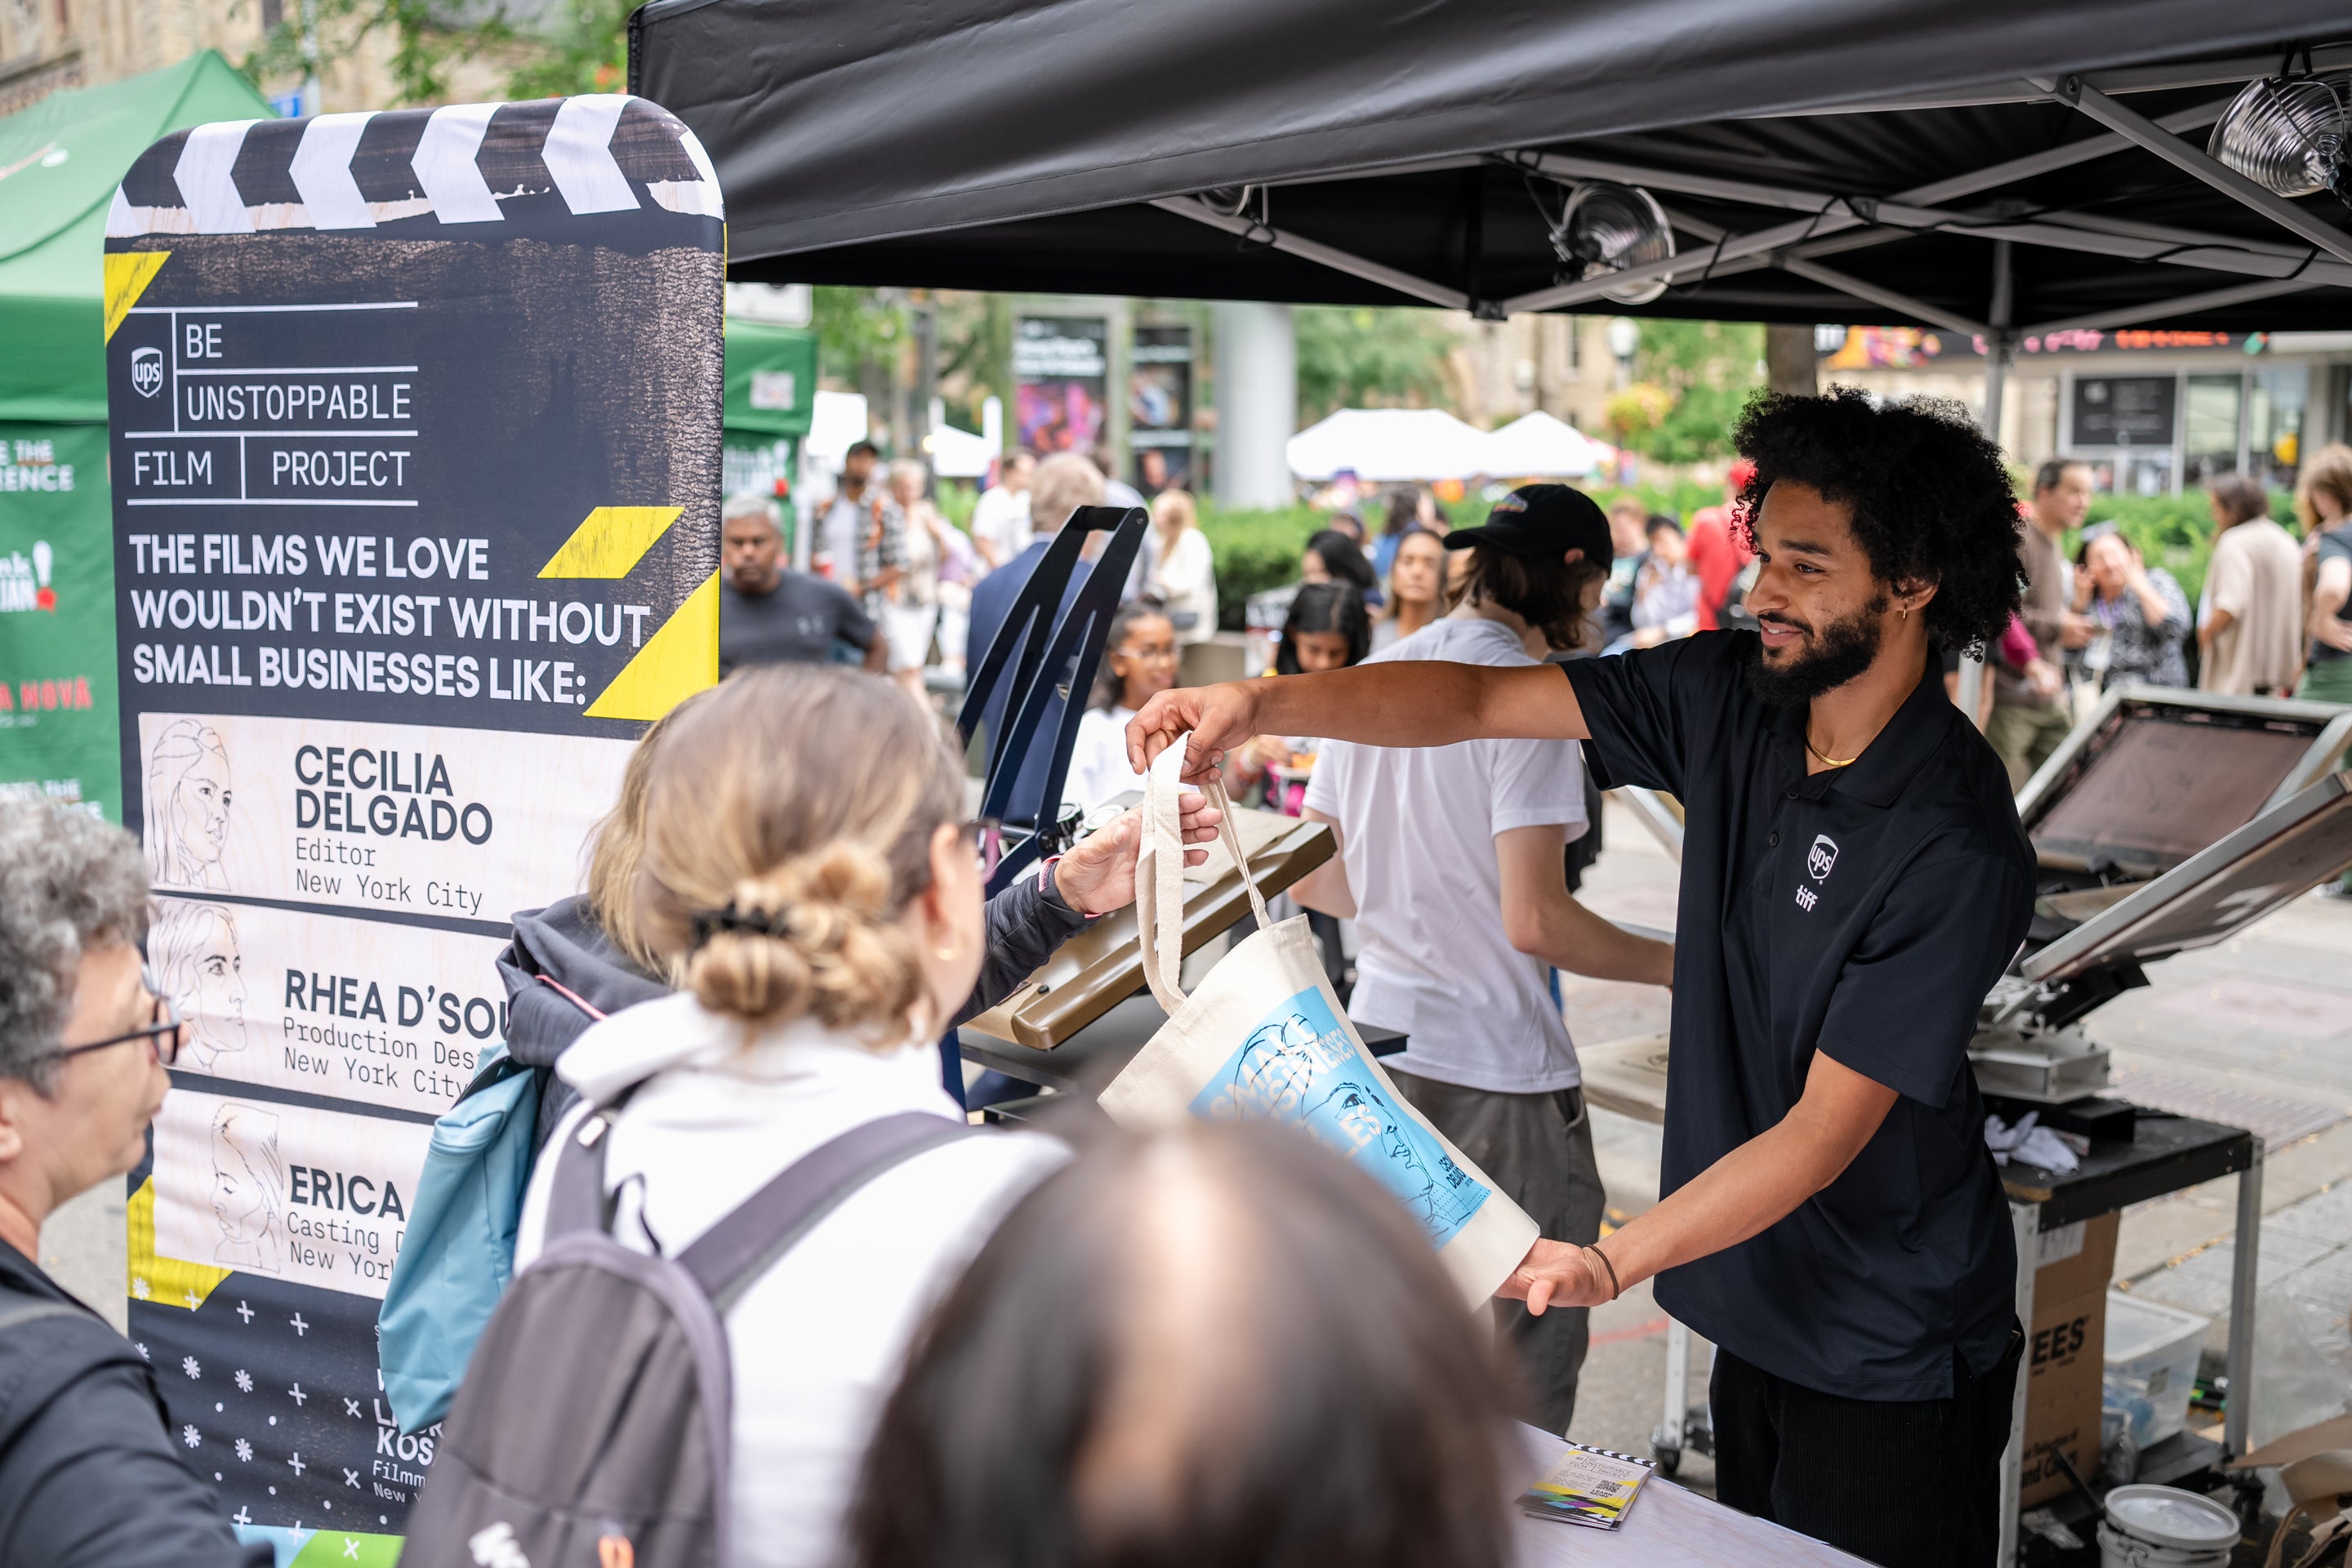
[1549,798,2352,1486]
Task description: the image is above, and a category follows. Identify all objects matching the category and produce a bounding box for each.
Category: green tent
[721,316,818,549]
[0,51,273,819]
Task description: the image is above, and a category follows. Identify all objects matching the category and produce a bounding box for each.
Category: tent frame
[1120,39,2352,348]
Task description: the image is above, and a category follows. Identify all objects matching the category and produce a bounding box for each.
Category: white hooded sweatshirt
[514,991,1067,1568]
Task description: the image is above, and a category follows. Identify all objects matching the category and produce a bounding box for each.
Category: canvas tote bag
[1098,747,1539,1307]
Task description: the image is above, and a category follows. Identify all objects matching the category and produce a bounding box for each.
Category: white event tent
[1285,408,1497,483]
[1286,406,1607,483]
[1483,410,1607,479]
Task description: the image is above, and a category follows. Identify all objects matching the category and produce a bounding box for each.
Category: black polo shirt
[1564,631,2031,1401]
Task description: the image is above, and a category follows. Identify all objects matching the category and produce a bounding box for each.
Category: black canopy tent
[632,0,2352,342]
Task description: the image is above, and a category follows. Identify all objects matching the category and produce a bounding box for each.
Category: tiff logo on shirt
[1794,884,1818,912]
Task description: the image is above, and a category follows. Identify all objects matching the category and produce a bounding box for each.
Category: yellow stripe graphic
[539,506,684,580]
[127,1176,234,1311]
[103,251,170,343]
[585,571,718,721]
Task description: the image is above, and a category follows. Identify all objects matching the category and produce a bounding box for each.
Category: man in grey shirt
[719,492,883,675]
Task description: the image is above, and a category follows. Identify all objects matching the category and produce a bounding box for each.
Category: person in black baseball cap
[1441,482,1615,566]
[1433,484,1617,655]
[1265,478,1668,1437]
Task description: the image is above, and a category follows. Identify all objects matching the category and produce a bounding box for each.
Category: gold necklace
[1806,734,1858,768]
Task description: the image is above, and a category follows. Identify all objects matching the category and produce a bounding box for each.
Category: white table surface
[1514,1428,1869,1568]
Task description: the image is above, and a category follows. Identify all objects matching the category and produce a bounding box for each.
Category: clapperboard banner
[104,96,724,1561]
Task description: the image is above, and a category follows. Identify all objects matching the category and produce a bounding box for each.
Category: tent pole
[1984,238,2014,443]
[1539,146,2352,293]
[2043,76,2352,267]
[1152,198,1469,311]
[1666,207,1992,338]
[1891,97,2231,205]
[2020,275,2320,337]
[1775,254,1991,338]
[1957,240,2013,724]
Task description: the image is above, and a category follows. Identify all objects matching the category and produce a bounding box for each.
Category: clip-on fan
[956,504,1150,894]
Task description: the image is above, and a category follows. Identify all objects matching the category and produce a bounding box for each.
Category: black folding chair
[956,504,1150,895]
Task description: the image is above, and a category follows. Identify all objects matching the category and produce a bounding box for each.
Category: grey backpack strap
[676,1111,977,1310]
[543,1104,620,1240]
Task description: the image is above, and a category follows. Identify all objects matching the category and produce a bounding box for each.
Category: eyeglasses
[51,967,185,1068]
[964,818,1003,884]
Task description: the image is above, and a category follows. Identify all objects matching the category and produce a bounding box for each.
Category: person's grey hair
[722,491,783,530]
[1030,452,1105,536]
[0,798,151,1090]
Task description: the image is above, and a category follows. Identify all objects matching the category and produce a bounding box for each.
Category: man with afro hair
[1126,388,2035,1568]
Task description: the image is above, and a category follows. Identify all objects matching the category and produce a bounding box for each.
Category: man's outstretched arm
[1126,662,1586,779]
[1500,1050,1898,1313]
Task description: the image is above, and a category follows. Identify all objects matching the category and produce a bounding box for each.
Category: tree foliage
[239,0,628,108]
[811,287,908,387]
[1604,383,1673,449]
[241,0,500,105]
[501,0,632,99]
[1294,305,1454,424]
[1629,318,1764,464]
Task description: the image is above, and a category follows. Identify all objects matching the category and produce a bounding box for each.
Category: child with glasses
[1060,599,1180,820]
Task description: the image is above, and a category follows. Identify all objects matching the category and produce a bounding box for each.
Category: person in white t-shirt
[1062,599,1178,817]
[1295,483,1675,1437]
[969,452,1036,570]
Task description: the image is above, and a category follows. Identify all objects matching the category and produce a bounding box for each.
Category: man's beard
[1745,599,1886,706]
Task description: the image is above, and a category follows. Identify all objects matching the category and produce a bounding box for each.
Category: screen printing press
[1577,687,2352,1566]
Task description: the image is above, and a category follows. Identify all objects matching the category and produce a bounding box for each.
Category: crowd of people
[724,442,1221,701]
[11,396,2352,1568]
[1988,448,2352,786]
[0,663,1562,1568]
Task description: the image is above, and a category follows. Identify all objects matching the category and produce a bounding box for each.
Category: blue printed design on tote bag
[1189,986,1490,1248]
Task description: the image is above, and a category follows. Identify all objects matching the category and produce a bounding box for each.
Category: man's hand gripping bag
[1099,748,1538,1307]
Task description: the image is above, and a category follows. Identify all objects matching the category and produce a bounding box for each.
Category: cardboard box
[2018,1211,2119,1507]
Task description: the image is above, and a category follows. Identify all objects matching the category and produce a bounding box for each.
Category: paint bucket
[2095,1484,2239,1568]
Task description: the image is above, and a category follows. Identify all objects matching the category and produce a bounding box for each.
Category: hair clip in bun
[690,902,789,949]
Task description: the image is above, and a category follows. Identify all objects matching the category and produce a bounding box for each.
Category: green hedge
[1198,502,1325,628]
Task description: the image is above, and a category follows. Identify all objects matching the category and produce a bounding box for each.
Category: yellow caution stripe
[585,571,718,721]
[539,506,684,580]
[103,251,170,343]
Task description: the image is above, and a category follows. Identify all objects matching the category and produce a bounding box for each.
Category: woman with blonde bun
[510,665,1218,1568]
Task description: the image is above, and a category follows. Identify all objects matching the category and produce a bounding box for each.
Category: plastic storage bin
[2104,1291,2210,1449]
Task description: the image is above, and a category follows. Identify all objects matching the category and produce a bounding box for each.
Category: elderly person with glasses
[0,797,269,1566]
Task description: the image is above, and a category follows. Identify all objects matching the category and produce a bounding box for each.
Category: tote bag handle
[1137,747,1269,1015]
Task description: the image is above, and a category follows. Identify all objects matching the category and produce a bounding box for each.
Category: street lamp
[1606,316,1639,391]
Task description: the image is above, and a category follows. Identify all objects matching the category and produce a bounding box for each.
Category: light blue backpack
[377,1046,543,1432]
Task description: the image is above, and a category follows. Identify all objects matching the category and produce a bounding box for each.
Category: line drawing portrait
[150,900,250,1076]
[145,719,234,889]
[209,1103,283,1274]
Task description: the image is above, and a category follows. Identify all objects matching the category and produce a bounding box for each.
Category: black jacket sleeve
[0,1321,270,1568]
[952,870,1089,1028]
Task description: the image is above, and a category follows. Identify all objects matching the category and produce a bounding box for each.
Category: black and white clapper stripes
[108,95,722,237]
